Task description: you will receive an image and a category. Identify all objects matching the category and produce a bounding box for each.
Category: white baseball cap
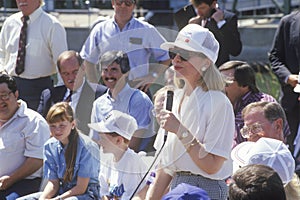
[231,137,295,184]
[160,23,219,63]
[88,110,138,140]
[293,72,300,93]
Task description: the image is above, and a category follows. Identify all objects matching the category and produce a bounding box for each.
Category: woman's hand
[153,90,166,123]
[158,110,181,134]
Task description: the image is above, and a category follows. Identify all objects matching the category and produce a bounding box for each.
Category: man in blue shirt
[90,51,154,153]
[80,0,170,93]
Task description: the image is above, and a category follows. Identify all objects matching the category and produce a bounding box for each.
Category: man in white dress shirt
[0,0,68,110]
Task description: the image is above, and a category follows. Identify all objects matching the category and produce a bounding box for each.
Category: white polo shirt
[0,100,50,179]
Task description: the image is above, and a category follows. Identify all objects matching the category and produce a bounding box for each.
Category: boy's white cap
[231,137,295,184]
[293,72,300,93]
[88,110,138,140]
[160,23,219,63]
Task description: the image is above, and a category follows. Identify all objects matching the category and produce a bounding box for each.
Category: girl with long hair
[19,102,100,200]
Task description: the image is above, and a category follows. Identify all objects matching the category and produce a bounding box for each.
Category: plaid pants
[171,171,228,200]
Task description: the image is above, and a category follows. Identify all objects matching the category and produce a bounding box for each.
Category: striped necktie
[65,90,73,102]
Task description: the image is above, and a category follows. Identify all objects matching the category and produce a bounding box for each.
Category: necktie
[15,16,29,75]
[65,90,73,102]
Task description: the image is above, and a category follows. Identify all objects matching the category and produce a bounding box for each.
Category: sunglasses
[115,0,135,6]
[168,48,196,61]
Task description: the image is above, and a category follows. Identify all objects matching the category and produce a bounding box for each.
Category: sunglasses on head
[115,0,135,6]
[168,48,196,61]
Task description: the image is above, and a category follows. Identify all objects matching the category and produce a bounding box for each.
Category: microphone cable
[129,90,174,199]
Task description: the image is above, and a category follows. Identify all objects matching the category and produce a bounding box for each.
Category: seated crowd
[0,2,299,198]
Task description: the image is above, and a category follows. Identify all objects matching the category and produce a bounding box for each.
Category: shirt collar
[0,100,27,128]
[57,140,67,154]
[14,99,27,118]
[107,83,130,101]
[112,15,135,31]
[65,78,85,97]
[241,90,252,102]
[27,7,43,24]
[234,90,253,111]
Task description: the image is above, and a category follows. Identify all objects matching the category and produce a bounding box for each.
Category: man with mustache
[90,51,154,153]
[37,50,107,135]
[0,0,67,110]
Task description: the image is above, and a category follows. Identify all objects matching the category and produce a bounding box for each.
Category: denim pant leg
[16,192,43,200]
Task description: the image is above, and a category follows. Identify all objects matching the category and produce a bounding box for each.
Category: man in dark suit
[189,0,242,67]
[269,10,300,154]
[37,50,107,135]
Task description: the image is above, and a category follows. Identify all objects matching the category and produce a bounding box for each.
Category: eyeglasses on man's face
[220,73,235,87]
[115,0,135,6]
[224,77,236,87]
[240,122,266,139]
[0,91,13,101]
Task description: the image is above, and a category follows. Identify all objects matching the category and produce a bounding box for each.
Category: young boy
[88,110,148,199]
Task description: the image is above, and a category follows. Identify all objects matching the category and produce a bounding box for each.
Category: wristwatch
[152,72,158,78]
[179,131,189,140]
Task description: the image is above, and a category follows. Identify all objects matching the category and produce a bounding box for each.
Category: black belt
[13,75,51,81]
[176,171,203,176]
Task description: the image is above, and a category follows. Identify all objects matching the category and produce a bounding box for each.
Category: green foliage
[255,68,281,101]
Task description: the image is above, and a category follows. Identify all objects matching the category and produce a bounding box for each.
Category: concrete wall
[66,27,90,52]
[234,25,277,62]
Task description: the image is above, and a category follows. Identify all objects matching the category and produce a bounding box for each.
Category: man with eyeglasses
[37,50,107,135]
[219,61,290,147]
[232,101,300,197]
[80,0,170,95]
[242,101,300,178]
[0,73,50,199]
[241,101,286,142]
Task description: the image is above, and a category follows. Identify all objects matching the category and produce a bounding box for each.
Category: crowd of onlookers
[1,0,300,199]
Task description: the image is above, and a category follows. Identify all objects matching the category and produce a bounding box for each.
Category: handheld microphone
[164,90,174,142]
[166,90,174,111]
[129,90,174,199]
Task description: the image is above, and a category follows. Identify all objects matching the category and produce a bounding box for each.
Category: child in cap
[88,110,148,200]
